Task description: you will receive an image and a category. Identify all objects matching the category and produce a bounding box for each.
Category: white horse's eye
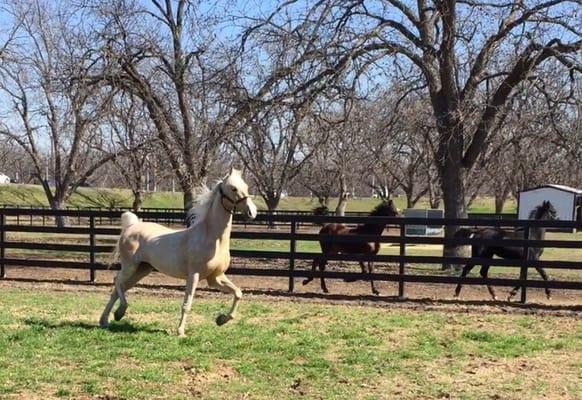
[231,186,238,192]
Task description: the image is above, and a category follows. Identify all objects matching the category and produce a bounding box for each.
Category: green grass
[0,184,183,209]
[0,287,579,399]
[0,183,517,213]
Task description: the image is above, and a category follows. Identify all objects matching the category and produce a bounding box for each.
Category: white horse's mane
[188,181,222,227]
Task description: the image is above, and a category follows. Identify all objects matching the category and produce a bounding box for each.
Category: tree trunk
[50,199,66,228]
[318,195,330,209]
[335,175,349,216]
[265,194,280,214]
[405,187,413,209]
[335,194,348,216]
[182,174,209,212]
[183,186,196,212]
[264,192,281,229]
[427,171,442,209]
[495,186,510,214]
[440,162,467,271]
[132,190,143,212]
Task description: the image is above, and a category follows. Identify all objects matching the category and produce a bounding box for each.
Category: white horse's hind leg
[113,269,132,321]
[99,285,119,328]
[100,262,138,328]
[114,263,153,321]
[177,272,200,337]
[209,274,242,326]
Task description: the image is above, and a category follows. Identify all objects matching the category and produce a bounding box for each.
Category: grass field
[0,183,518,213]
[0,287,579,400]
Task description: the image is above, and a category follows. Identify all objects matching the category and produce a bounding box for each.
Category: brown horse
[303,200,400,294]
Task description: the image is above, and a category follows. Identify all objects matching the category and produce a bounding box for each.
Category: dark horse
[303,200,400,295]
[453,201,557,301]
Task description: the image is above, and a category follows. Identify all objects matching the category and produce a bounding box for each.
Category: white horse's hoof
[114,305,127,321]
[216,314,233,326]
[99,320,109,329]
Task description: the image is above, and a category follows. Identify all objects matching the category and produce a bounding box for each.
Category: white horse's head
[220,168,257,220]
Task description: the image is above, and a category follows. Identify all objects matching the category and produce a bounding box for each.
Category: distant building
[518,184,582,222]
[0,174,10,184]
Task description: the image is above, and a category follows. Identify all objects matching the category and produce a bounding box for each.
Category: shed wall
[518,188,574,220]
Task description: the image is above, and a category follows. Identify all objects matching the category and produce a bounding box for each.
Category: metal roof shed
[517,184,582,223]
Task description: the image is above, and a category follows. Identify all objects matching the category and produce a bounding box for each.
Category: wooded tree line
[0,1,580,249]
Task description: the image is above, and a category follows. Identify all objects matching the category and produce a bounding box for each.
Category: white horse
[99,168,257,336]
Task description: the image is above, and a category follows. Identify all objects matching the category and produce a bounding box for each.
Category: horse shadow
[23,317,166,334]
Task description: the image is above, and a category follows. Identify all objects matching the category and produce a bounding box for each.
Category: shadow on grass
[23,317,166,334]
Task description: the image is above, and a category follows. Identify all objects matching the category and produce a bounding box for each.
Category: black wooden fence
[0,204,517,226]
[0,207,580,304]
[0,205,370,227]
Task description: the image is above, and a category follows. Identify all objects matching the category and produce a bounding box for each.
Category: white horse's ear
[230,167,242,176]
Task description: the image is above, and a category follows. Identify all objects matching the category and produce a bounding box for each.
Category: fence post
[398,223,406,298]
[289,220,296,292]
[0,213,5,278]
[520,224,530,303]
[89,215,96,283]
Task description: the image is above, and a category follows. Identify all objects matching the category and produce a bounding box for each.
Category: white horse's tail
[121,211,139,229]
[109,212,140,269]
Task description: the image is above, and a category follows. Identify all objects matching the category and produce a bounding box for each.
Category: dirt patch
[183,360,239,398]
[417,353,581,400]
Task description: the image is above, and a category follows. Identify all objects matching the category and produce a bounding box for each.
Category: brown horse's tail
[109,212,140,269]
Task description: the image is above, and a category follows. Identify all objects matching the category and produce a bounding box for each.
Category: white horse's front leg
[209,274,242,326]
[177,272,200,337]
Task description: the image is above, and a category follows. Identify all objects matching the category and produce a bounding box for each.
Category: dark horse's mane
[355,200,399,233]
[371,200,399,216]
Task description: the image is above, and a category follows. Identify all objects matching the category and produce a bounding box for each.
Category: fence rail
[0,204,518,225]
[0,208,580,303]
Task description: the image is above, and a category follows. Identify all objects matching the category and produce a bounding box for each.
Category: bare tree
[0,1,121,225]
[85,0,229,209]
[0,139,35,183]
[294,101,377,215]
[228,105,319,213]
[88,0,351,211]
[108,94,157,211]
[327,105,377,215]
[297,146,340,211]
[368,94,434,208]
[244,1,582,262]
